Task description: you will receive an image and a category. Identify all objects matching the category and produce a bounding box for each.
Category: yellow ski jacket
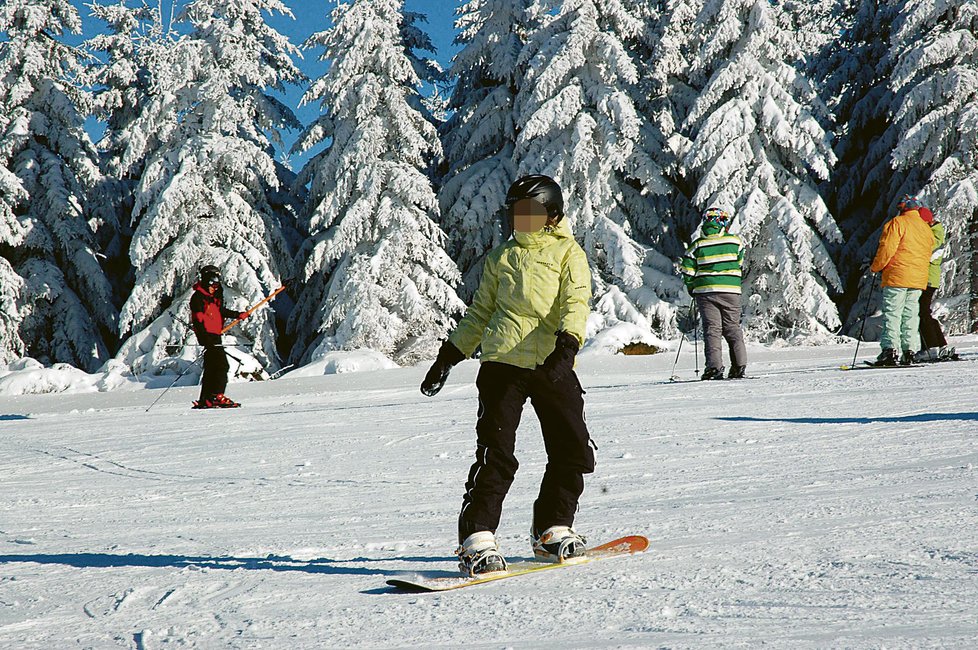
[449,219,591,369]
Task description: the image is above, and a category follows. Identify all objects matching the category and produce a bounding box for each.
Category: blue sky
[72,0,463,170]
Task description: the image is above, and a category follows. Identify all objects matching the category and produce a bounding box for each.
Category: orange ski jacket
[870,209,934,290]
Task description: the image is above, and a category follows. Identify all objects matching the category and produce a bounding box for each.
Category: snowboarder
[915,207,953,361]
[189,265,248,408]
[679,207,748,380]
[420,175,595,576]
[869,195,934,366]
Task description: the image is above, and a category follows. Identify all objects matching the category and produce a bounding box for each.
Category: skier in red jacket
[189,265,248,408]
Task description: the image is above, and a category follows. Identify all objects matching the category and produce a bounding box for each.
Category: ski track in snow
[2,339,977,648]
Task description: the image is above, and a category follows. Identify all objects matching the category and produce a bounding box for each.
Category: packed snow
[2,338,977,648]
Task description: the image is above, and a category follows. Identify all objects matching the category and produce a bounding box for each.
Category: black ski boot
[728,365,747,379]
[701,366,725,380]
[900,350,917,366]
[873,349,898,367]
[938,346,958,361]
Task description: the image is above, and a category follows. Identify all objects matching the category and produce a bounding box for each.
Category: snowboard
[386,535,649,592]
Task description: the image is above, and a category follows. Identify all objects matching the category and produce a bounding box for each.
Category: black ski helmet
[505,175,564,224]
[200,264,222,286]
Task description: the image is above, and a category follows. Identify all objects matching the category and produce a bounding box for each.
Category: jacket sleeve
[931,223,947,259]
[679,241,698,285]
[871,218,903,273]
[189,293,206,335]
[557,244,592,347]
[448,255,499,357]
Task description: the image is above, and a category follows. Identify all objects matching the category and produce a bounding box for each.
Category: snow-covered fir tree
[615,0,685,318]
[437,0,534,299]
[289,0,464,365]
[514,0,684,343]
[82,1,167,304]
[0,0,116,370]
[679,0,844,339]
[887,0,978,332]
[115,0,303,374]
[816,0,902,334]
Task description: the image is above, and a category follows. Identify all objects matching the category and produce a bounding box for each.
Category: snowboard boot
[701,366,725,380]
[531,526,587,563]
[874,349,898,367]
[728,365,747,379]
[900,350,917,366]
[456,531,507,577]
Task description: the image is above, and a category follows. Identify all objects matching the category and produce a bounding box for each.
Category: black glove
[420,340,466,397]
[539,331,580,383]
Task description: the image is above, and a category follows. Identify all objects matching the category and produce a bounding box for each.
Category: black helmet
[200,265,222,286]
[505,175,564,223]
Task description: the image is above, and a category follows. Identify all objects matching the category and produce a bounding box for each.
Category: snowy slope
[2,338,977,649]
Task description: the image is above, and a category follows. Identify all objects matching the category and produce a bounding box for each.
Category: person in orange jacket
[869,195,934,366]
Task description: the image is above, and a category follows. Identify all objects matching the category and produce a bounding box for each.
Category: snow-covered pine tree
[0,0,116,370]
[0,258,25,365]
[115,0,303,374]
[438,0,534,299]
[514,0,683,344]
[816,0,902,334]
[82,1,167,306]
[680,0,844,339]
[888,0,978,333]
[289,0,464,366]
[616,0,687,333]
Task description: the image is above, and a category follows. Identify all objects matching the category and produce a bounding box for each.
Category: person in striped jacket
[680,208,748,380]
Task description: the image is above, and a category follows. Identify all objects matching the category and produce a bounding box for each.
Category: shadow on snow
[0,552,457,580]
[717,412,978,425]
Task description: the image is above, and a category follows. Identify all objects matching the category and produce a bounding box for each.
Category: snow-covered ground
[2,338,977,648]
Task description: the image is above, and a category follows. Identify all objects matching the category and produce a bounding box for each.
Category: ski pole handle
[220,285,287,334]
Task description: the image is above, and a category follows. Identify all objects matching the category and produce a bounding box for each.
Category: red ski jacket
[189,282,238,344]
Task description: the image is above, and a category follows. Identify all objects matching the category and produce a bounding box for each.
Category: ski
[386,535,649,592]
[191,401,241,409]
[663,376,758,384]
[839,362,925,371]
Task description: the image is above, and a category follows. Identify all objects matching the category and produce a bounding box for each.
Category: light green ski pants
[880,286,922,352]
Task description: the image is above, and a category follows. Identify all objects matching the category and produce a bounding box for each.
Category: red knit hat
[918,207,935,225]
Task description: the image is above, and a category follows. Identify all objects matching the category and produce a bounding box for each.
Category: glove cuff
[438,340,466,366]
[554,330,580,353]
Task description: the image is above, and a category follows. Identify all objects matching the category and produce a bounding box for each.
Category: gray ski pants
[695,292,747,369]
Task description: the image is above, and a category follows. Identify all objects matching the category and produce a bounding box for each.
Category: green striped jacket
[680,228,744,295]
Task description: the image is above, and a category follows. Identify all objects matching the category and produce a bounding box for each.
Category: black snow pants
[918,287,947,350]
[199,341,229,401]
[457,361,595,543]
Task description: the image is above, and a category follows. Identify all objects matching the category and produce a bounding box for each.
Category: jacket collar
[194,282,220,300]
[513,218,573,249]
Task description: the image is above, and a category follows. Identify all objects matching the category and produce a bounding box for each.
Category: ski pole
[693,300,700,378]
[220,284,288,335]
[145,350,205,413]
[850,272,879,368]
[669,301,696,381]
